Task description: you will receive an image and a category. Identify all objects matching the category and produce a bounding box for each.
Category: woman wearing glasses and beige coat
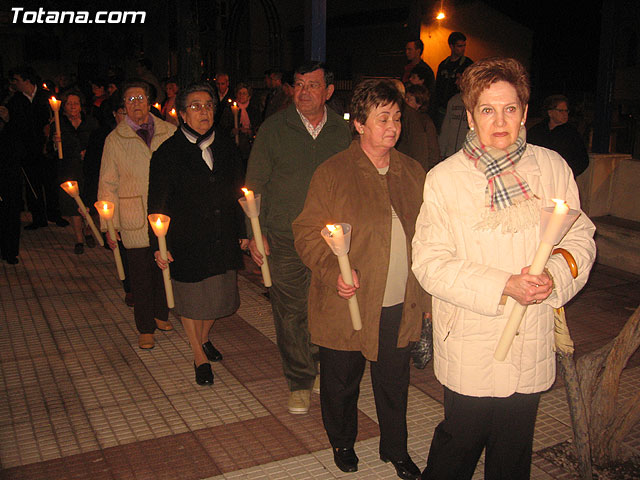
[148,83,247,386]
[98,81,176,351]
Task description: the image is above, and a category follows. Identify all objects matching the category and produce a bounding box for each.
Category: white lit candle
[323,224,362,331]
[494,199,571,361]
[49,96,63,159]
[239,188,272,287]
[148,214,175,308]
[95,201,125,280]
[231,102,240,146]
[60,181,104,247]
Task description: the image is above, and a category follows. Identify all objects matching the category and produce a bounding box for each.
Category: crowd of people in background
[0,33,596,479]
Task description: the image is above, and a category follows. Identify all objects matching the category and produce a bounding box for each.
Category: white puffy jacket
[412,144,596,397]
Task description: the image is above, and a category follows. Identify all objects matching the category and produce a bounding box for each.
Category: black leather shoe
[333,447,358,473]
[85,234,96,248]
[202,341,223,362]
[24,222,47,230]
[5,257,19,265]
[53,217,69,227]
[194,362,214,385]
[380,455,420,480]
[74,243,84,255]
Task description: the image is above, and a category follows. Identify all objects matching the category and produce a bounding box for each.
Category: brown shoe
[138,333,154,349]
[155,318,173,331]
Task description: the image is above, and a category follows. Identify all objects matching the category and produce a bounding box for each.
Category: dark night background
[3,0,638,154]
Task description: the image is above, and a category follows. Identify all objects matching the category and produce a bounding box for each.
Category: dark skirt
[171,270,239,320]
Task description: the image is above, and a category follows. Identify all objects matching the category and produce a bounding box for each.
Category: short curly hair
[349,79,404,133]
[460,57,530,113]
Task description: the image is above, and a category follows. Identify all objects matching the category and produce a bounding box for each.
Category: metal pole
[592,0,616,153]
[305,0,326,62]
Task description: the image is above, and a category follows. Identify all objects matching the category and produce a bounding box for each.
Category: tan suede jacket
[293,140,431,361]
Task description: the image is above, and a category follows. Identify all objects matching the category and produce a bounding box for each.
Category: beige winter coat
[98,117,176,249]
[412,144,596,397]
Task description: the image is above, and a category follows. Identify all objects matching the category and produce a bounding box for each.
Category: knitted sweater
[97,116,176,248]
[245,103,352,238]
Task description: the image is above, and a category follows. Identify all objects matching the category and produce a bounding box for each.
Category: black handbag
[411,313,433,369]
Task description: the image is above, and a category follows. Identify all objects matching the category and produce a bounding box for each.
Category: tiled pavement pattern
[1,220,639,479]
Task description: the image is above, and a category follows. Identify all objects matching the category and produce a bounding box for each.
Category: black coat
[527,121,590,178]
[148,128,246,282]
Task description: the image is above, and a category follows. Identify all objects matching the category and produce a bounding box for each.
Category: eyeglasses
[294,81,324,91]
[553,108,569,113]
[126,95,146,104]
[187,102,215,112]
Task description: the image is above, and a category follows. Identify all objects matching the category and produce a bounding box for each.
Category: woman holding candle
[292,79,430,479]
[148,83,247,386]
[411,57,597,479]
[52,90,99,254]
[98,81,177,350]
[231,83,261,174]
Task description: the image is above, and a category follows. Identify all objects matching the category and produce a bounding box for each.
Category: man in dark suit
[214,72,232,127]
[8,66,66,229]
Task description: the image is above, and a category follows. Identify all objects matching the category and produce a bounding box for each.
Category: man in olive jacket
[245,62,351,415]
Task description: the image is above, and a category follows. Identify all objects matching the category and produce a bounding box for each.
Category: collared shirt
[296,106,327,139]
[126,114,155,148]
[23,85,37,103]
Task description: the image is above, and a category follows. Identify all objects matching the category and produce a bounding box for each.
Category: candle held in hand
[494,199,575,361]
[323,224,362,330]
[238,188,272,287]
[95,200,125,280]
[49,96,63,159]
[231,102,240,145]
[148,214,174,308]
[60,181,104,247]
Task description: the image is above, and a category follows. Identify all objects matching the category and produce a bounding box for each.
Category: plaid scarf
[463,126,539,232]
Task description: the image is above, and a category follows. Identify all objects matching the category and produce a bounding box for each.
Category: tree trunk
[558,352,593,479]
[575,305,640,465]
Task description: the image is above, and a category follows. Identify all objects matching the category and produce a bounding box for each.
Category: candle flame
[102,203,108,211]
[436,11,445,20]
[228,98,232,103]
[52,96,57,102]
[552,199,566,206]
[43,83,48,89]
[326,224,336,232]
[153,103,161,109]
[155,217,162,228]
[169,108,176,116]
[67,181,73,188]
[233,101,237,107]
[241,187,249,194]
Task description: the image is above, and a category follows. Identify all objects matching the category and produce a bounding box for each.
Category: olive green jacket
[293,140,432,361]
[245,103,352,238]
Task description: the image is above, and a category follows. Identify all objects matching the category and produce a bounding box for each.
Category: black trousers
[0,165,22,260]
[127,247,169,334]
[23,155,60,224]
[320,303,412,461]
[422,387,541,480]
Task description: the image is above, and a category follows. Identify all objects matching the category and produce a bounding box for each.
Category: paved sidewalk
[1,221,639,479]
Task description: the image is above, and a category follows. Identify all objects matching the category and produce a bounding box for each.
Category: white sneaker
[288,389,311,414]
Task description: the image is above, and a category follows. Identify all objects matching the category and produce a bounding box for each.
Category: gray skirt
[171,270,239,320]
